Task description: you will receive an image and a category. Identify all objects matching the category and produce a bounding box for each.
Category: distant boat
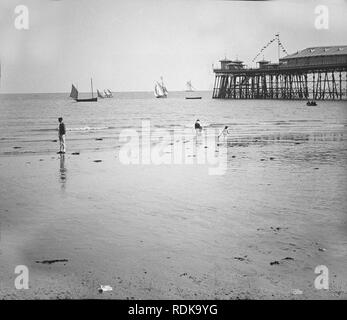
[103,89,113,98]
[154,77,168,98]
[107,89,113,98]
[185,81,201,99]
[70,78,97,102]
[186,81,195,92]
[97,89,113,98]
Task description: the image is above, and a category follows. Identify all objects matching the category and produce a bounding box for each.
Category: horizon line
[0,89,212,95]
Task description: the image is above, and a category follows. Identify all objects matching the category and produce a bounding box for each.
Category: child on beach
[218,126,230,141]
[58,117,66,153]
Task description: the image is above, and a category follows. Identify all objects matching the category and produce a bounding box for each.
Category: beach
[0,92,346,299]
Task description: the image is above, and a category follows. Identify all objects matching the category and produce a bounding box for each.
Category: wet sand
[1,136,346,299]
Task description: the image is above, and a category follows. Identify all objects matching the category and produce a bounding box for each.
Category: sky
[0,0,346,93]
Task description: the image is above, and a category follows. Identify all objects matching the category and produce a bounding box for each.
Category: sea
[0,91,346,160]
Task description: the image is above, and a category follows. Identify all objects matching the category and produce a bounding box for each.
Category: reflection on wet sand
[59,154,67,189]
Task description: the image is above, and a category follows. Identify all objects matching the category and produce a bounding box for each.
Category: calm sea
[0,91,346,158]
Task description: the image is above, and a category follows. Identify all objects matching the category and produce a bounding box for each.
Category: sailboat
[104,89,112,98]
[185,81,195,92]
[107,89,113,98]
[97,89,113,98]
[70,78,97,102]
[154,77,168,98]
[97,89,105,99]
[185,80,202,99]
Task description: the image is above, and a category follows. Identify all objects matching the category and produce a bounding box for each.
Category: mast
[91,78,94,98]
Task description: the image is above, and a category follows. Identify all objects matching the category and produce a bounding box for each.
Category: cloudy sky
[0,0,346,93]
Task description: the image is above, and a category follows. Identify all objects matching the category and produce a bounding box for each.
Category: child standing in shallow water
[218,126,230,141]
[58,117,66,153]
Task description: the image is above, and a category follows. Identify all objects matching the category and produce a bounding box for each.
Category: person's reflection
[59,154,67,190]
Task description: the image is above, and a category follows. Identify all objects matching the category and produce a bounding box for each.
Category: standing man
[58,117,66,154]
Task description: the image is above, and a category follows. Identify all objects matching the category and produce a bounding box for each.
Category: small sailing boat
[154,77,168,98]
[97,89,113,98]
[97,89,105,99]
[106,89,113,98]
[185,81,195,92]
[70,78,97,102]
[185,80,202,99]
[103,89,113,98]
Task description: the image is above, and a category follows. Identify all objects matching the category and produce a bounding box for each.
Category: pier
[213,46,347,100]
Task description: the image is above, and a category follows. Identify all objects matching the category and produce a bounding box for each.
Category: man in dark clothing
[194,119,202,131]
[58,117,66,153]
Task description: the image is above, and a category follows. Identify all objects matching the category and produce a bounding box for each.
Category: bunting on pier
[251,34,289,63]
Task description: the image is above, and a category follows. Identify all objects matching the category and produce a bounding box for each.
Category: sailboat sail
[154,84,160,97]
[162,84,168,95]
[154,77,168,98]
[70,84,78,99]
[186,81,194,92]
[97,90,104,98]
[161,77,168,94]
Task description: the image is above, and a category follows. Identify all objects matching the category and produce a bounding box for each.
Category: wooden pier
[213,46,347,100]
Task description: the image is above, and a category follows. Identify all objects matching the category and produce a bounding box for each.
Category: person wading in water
[194,119,202,132]
[218,126,230,141]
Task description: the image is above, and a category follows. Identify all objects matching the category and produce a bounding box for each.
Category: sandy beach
[1,117,346,299]
[1,0,347,305]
